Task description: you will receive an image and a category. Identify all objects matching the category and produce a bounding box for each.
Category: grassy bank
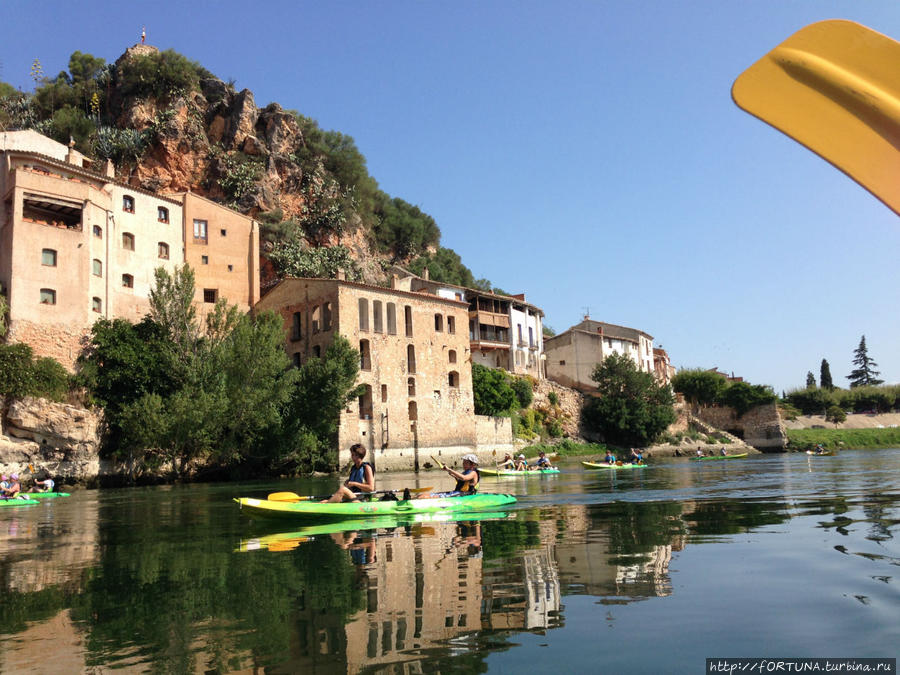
[787,427,900,451]
[522,439,613,459]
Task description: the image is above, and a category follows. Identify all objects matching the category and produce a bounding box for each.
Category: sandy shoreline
[783,412,900,431]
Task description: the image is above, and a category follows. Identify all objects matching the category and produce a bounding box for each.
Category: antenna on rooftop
[582,306,590,320]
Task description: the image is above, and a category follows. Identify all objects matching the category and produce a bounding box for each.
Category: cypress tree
[820,359,834,390]
[806,371,816,388]
[847,335,884,388]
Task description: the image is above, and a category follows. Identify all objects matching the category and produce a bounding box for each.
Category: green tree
[806,371,816,388]
[148,265,200,371]
[826,405,846,424]
[716,381,776,417]
[820,359,834,390]
[510,376,534,409]
[670,368,727,407]
[471,364,517,416]
[581,352,676,447]
[409,247,478,288]
[847,335,883,388]
[542,324,556,337]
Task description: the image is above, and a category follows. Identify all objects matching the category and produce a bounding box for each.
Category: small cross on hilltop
[141,26,146,44]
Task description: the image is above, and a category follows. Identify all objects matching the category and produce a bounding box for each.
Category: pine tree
[847,335,884,388]
[820,359,834,390]
[806,371,816,388]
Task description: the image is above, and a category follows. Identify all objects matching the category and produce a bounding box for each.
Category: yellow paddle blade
[430,455,445,470]
[733,19,900,216]
[267,491,310,502]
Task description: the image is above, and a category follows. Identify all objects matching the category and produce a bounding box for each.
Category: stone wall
[695,402,787,451]
[474,415,514,457]
[532,378,585,439]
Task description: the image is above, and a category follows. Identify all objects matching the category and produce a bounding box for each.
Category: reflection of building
[482,548,561,631]
[544,317,658,393]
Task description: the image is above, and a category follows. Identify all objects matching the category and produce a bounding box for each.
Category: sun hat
[461,453,479,464]
[11,473,18,480]
[518,454,525,459]
[1,475,7,481]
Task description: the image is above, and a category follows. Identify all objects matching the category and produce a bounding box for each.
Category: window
[358,298,369,331]
[408,401,418,422]
[529,326,534,348]
[359,339,371,371]
[434,314,443,331]
[220,228,227,237]
[559,360,566,366]
[323,302,332,331]
[92,297,102,313]
[292,352,301,368]
[359,385,373,420]
[408,377,416,397]
[92,259,102,277]
[201,255,209,265]
[122,232,135,251]
[517,324,523,344]
[41,249,57,266]
[407,345,416,374]
[313,345,321,358]
[447,316,455,334]
[158,242,169,260]
[157,206,169,223]
[404,306,413,337]
[40,288,56,305]
[203,288,217,303]
[386,303,397,335]
[227,264,233,272]
[449,349,457,364]
[381,384,388,403]
[373,300,383,333]
[122,195,135,213]
[311,306,320,333]
[449,371,460,388]
[193,219,208,242]
[291,312,302,341]
[122,274,134,288]
[93,225,102,238]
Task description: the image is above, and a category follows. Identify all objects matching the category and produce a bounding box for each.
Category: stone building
[255,276,513,469]
[392,267,546,380]
[0,131,259,368]
[543,316,656,393]
[653,347,675,383]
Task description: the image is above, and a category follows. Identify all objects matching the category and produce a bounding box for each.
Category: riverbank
[522,438,761,461]
[786,427,900,451]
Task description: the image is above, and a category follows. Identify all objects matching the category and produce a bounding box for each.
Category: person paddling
[630,448,643,464]
[325,444,375,503]
[535,450,553,470]
[32,472,55,493]
[497,452,515,469]
[1,474,22,499]
[514,454,528,471]
[604,450,617,465]
[442,454,480,495]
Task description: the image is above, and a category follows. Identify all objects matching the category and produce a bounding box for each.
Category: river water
[1,449,898,673]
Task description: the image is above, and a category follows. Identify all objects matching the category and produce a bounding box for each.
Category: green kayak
[237,510,511,552]
[582,461,647,470]
[0,497,40,507]
[26,492,70,499]
[480,467,559,477]
[689,453,748,461]
[235,493,517,520]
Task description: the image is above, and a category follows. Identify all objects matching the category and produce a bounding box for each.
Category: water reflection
[0,450,898,672]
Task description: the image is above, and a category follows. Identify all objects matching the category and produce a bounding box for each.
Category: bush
[510,376,533,409]
[472,364,516,416]
[671,369,727,407]
[117,49,208,101]
[716,381,776,417]
[548,391,559,406]
[847,386,893,413]
[826,405,847,424]
[0,344,69,401]
[785,387,835,415]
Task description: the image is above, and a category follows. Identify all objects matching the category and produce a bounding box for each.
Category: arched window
[312,345,321,358]
[122,195,135,213]
[359,385,373,420]
[92,259,102,277]
[447,316,456,334]
[41,249,57,266]
[292,312,302,341]
[408,377,416,396]
[323,302,332,331]
[449,371,460,388]
[434,313,443,332]
[404,305,413,337]
[92,297,102,313]
[122,274,134,288]
[448,349,457,364]
[93,225,102,238]
[373,300,383,333]
[39,288,56,305]
[157,206,169,223]
[122,232,135,251]
[311,305,320,333]
[408,400,418,422]
[358,298,369,331]
[381,384,388,402]
[386,303,397,334]
[158,242,169,260]
[359,339,371,371]
[407,345,416,374]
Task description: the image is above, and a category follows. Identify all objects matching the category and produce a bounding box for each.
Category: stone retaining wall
[695,402,787,451]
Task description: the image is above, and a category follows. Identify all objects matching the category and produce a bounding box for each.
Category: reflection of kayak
[689,453,748,461]
[582,461,647,470]
[0,498,39,507]
[26,492,71,499]
[806,450,834,456]
[234,493,517,520]
[480,468,559,476]
[236,511,511,552]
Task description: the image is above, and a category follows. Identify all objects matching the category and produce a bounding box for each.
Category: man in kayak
[325,444,375,502]
[442,453,480,494]
[629,448,643,464]
[719,447,728,456]
[0,475,9,499]
[535,450,554,469]
[604,450,617,465]
[31,473,55,493]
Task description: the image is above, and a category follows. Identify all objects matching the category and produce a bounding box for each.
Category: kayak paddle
[430,455,446,470]
[267,487,434,503]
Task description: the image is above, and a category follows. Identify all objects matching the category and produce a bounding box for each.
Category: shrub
[510,376,533,409]
[826,405,847,424]
[0,344,69,401]
[671,368,727,407]
[785,387,835,415]
[548,391,559,406]
[848,386,893,413]
[117,49,207,101]
[716,381,776,417]
[472,364,516,416]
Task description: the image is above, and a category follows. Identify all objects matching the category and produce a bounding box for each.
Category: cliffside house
[255,275,514,469]
[391,267,546,380]
[543,317,658,393]
[0,130,259,369]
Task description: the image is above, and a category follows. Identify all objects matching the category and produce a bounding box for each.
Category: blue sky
[2,1,898,394]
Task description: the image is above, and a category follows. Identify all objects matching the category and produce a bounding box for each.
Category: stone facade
[256,277,514,469]
[0,131,259,370]
[695,403,787,451]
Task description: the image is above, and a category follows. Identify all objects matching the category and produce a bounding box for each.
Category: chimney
[336,269,346,281]
[422,267,429,281]
[66,137,80,166]
[390,274,398,289]
[105,159,115,178]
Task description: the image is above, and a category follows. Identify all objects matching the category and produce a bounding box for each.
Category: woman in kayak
[442,453,480,495]
[326,444,375,502]
[1,474,22,499]
[513,454,528,471]
[496,452,515,469]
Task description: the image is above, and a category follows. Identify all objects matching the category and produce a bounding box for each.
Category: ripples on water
[1,449,898,673]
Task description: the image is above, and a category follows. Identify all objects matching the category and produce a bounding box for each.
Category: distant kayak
[689,453,748,461]
[582,461,647,470]
[26,492,71,499]
[805,450,834,456]
[234,493,517,520]
[0,497,39,507]
[480,467,560,477]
